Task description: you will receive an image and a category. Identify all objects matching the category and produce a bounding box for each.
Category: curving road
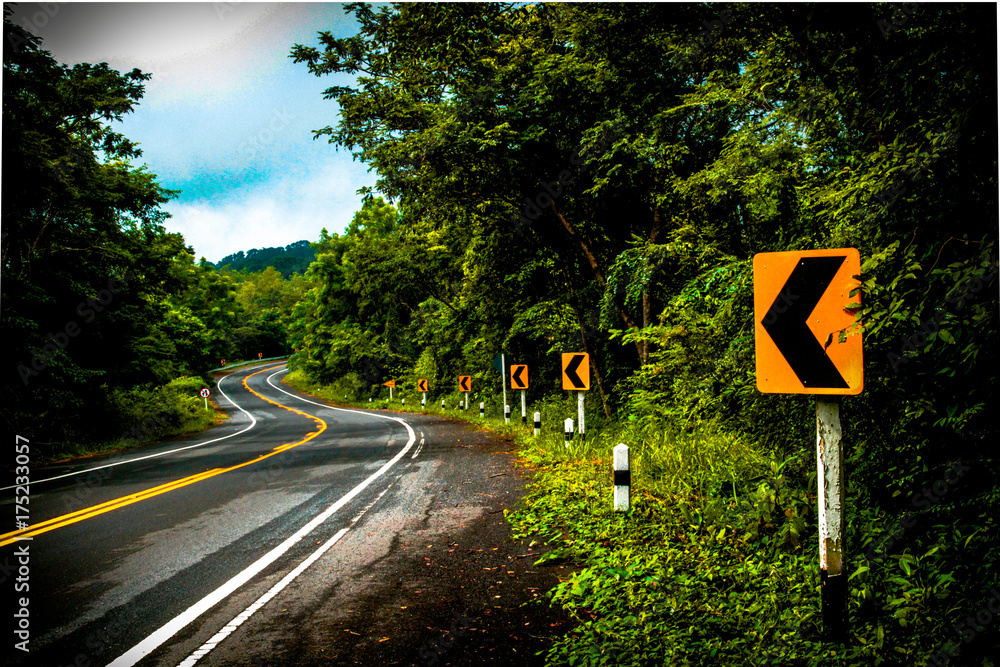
[1,363,554,666]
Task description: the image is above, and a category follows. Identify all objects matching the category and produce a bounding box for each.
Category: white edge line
[107,369,416,667]
[180,485,395,666]
[0,371,263,492]
[176,527,350,667]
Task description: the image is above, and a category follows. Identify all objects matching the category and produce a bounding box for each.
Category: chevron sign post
[510,364,528,425]
[754,247,863,645]
[458,375,471,411]
[417,378,428,408]
[561,353,589,436]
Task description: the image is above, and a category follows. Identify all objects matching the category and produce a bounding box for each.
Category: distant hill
[213,240,316,278]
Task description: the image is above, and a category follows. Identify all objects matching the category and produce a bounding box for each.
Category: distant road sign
[383,380,396,388]
[754,248,863,394]
[458,376,471,391]
[417,379,428,392]
[199,388,210,398]
[258,352,263,359]
[490,352,508,375]
[510,365,528,389]
[561,353,590,390]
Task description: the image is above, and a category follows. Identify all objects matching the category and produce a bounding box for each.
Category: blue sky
[8,2,379,263]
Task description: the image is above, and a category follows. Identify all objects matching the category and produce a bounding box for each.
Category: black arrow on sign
[511,366,527,389]
[564,354,587,389]
[459,377,470,391]
[418,380,427,392]
[762,256,849,389]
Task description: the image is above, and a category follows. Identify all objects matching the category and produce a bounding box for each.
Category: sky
[6,2,379,263]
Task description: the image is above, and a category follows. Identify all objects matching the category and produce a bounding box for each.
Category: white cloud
[164,159,375,263]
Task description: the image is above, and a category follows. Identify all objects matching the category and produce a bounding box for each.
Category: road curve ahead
[2,362,432,666]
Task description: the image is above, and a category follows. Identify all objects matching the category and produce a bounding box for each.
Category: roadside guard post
[754,248,863,644]
[613,444,630,511]
[533,411,541,437]
[564,418,574,448]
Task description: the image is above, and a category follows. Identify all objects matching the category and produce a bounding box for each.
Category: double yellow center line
[0,366,326,548]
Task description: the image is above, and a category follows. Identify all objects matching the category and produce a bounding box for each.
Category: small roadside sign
[417,379,428,392]
[383,380,396,388]
[490,352,509,375]
[199,388,210,398]
[510,365,528,389]
[458,376,471,392]
[561,353,590,390]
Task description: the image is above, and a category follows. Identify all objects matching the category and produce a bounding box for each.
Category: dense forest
[3,2,998,665]
[212,240,316,277]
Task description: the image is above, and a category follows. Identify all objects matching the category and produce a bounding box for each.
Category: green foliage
[213,240,316,277]
[507,424,999,666]
[288,3,997,665]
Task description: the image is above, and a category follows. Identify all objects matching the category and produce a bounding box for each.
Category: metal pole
[521,390,527,425]
[422,393,426,408]
[465,392,469,411]
[501,354,507,417]
[578,391,585,437]
[817,397,848,643]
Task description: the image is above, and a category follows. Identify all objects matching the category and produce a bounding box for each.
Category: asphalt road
[1,363,570,667]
